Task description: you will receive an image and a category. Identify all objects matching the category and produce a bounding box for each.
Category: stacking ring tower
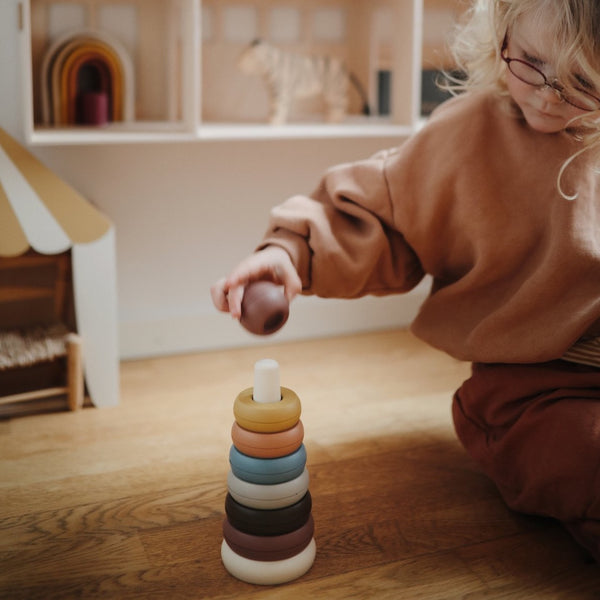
[221,359,316,585]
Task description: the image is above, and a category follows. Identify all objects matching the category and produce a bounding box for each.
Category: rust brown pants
[452,359,600,562]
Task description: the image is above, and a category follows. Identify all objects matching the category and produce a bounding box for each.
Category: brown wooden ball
[240,281,289,336]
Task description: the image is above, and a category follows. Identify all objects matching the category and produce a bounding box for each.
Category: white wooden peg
[253,359,281,403]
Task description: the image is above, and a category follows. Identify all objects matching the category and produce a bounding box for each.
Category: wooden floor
[2,329,600,599]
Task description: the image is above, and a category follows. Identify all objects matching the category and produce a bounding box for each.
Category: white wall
[0,0,427,359]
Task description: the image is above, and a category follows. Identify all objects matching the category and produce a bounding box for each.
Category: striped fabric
[562,337,600,368]
[0,324,69,370]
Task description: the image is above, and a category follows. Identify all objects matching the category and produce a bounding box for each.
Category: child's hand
[210,246,302,319]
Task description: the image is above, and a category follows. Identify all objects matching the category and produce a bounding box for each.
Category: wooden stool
[0,251,84,416]
[0,324,84,413]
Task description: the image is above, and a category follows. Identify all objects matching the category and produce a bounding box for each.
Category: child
[212,0,600,561]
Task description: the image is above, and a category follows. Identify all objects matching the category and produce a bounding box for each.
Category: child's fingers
[225,256,262,287]
[210,278,230,312]
[226,284,245,319]
[281,268,302,301]
[215,247,301,317]
[210,278,245,319]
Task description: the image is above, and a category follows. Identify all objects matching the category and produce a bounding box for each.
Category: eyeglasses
[501,38,600,112]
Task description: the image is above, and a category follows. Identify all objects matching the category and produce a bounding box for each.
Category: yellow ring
[233,387,301,433]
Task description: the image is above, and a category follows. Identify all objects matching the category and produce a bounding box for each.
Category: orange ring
[231,420,304,458]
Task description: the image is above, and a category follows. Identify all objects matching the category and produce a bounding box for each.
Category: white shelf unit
[20,0,423,145]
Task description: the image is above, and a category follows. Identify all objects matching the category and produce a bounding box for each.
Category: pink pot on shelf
[80,91,109,126]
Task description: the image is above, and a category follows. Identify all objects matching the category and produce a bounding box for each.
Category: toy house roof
[0,128,111,257]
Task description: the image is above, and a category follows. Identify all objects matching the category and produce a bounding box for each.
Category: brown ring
[223,515,314,562]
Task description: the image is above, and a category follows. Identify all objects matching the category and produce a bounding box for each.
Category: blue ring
[229,444,307,485]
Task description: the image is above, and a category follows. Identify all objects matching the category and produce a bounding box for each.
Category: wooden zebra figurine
[238,40,370,125]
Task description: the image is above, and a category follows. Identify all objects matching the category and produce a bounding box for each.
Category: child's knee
[453,388,600,521]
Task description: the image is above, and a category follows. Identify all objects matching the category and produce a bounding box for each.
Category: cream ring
[233,387,301,433]
[231,420,304,458]
[227,468,309,509]
[221,538,316,585]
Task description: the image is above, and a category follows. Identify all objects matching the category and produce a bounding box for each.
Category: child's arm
[212,146,426,319]
[210,246,302,320]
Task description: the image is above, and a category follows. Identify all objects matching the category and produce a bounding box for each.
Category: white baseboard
[119,285,429,360]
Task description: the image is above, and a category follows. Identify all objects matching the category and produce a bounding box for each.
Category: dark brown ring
[225,491,312,536]
[222,514,314,561]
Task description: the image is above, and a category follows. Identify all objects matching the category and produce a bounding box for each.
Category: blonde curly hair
[445,0,600,198]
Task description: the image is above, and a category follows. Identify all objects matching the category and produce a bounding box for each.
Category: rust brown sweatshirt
[259,91,600,363]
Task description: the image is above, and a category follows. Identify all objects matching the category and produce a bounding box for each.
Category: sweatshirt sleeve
[258,150,425,298]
